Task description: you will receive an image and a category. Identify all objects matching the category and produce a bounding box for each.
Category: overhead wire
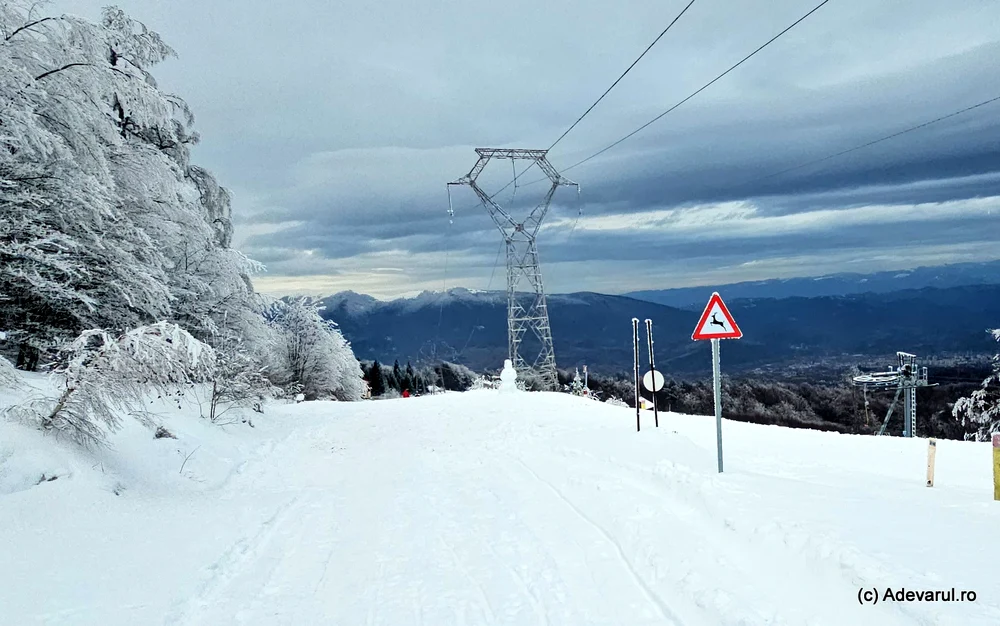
[747,93,1000,185]
[454,0,700,216]
[548,0,698,153]
[551,0,834,177]
[458,240,506,358]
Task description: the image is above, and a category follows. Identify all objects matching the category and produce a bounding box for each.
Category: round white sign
[642,369,665,392]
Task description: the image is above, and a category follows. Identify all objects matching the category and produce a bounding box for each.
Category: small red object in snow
[402,390,410,398]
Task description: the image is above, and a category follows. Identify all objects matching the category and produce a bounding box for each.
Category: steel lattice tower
[449,148,577,391]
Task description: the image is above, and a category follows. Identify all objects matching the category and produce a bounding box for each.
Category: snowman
[499,359,518,393]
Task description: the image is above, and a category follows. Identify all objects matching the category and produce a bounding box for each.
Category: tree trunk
[44,386,75,428]
[16,342,39,371]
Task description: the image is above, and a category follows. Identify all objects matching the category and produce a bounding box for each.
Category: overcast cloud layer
[52,0,1000,298]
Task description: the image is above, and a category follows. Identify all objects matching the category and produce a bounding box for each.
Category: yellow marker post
[993,434,1000,501]
[926,438,936,488]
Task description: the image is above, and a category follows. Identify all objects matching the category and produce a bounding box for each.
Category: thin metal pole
[633,318,640,432]
[646,319,658,428]
[712,338,723,473]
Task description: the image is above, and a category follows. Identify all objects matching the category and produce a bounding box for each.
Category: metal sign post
[645,319,659,428]
[692,293,742,473]
[711,338,723,472]
[633,318,641,432]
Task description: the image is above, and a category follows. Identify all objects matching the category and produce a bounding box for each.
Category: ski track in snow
[5,391,999,625]
[162,494,305,626]
[166,395,999,625]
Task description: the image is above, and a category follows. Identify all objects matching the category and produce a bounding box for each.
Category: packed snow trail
[2,389,999,625]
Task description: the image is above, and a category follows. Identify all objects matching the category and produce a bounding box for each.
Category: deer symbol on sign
[710,312,727,330]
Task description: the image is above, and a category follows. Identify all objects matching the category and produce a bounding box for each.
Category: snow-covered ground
[2,379,999,625]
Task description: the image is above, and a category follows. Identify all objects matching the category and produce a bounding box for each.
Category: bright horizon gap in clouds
[253,245,1000,302]
[48,0,1000,297]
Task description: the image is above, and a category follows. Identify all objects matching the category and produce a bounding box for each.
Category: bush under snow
[4,322,215,447]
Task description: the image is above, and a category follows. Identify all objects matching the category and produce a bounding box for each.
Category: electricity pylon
[448,148,577,391]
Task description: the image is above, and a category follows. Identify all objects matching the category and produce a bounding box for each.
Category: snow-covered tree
[266,299,365,401]
[953,329,1000,441]
[0,2,279,378]
[196,310,281,424]
[5,322,215,446]
[570,368,585,396]
[202,343,277,424]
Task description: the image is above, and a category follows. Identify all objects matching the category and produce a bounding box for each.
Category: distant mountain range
[315,283,1000,378]
[625,260,1000,309]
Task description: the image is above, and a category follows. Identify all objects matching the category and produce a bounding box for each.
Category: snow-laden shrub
[605,396,629,408]
[470,375,494,390]
[196,324,281,424]
[4,322,215,447]
[0,355,19,389]
[953,329,1000,441]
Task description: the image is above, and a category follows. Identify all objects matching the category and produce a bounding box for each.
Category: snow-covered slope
[1,385,998,625]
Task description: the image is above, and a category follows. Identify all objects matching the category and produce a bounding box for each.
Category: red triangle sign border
[692,292,742,341]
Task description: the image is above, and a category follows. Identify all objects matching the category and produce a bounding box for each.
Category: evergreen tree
[404,361,415,393]
[368,360,385,396]
[392,360,404,392]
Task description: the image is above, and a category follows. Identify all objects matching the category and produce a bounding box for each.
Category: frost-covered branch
[4,322,216,447]
[952,329,1000,441]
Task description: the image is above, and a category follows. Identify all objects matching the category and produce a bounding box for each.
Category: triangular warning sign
[692,292,742,340]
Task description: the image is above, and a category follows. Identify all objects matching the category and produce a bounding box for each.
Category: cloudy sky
[51,0,1000,299]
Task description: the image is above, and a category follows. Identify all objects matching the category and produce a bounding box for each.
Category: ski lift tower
[448,148,578,391]
[852,351,935,437]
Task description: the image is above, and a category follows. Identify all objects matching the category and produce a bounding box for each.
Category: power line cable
[548,0,834,178]
[458,0,700,214]
[749,93,1000,184]
[548,0,698,153]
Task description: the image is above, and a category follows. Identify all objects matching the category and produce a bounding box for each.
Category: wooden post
[993,434,1000,501]
[926,438,936,487]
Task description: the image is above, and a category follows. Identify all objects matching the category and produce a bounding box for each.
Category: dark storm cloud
[50,0,1000,297]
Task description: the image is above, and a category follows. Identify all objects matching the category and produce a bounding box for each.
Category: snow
[2,383,999,625]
